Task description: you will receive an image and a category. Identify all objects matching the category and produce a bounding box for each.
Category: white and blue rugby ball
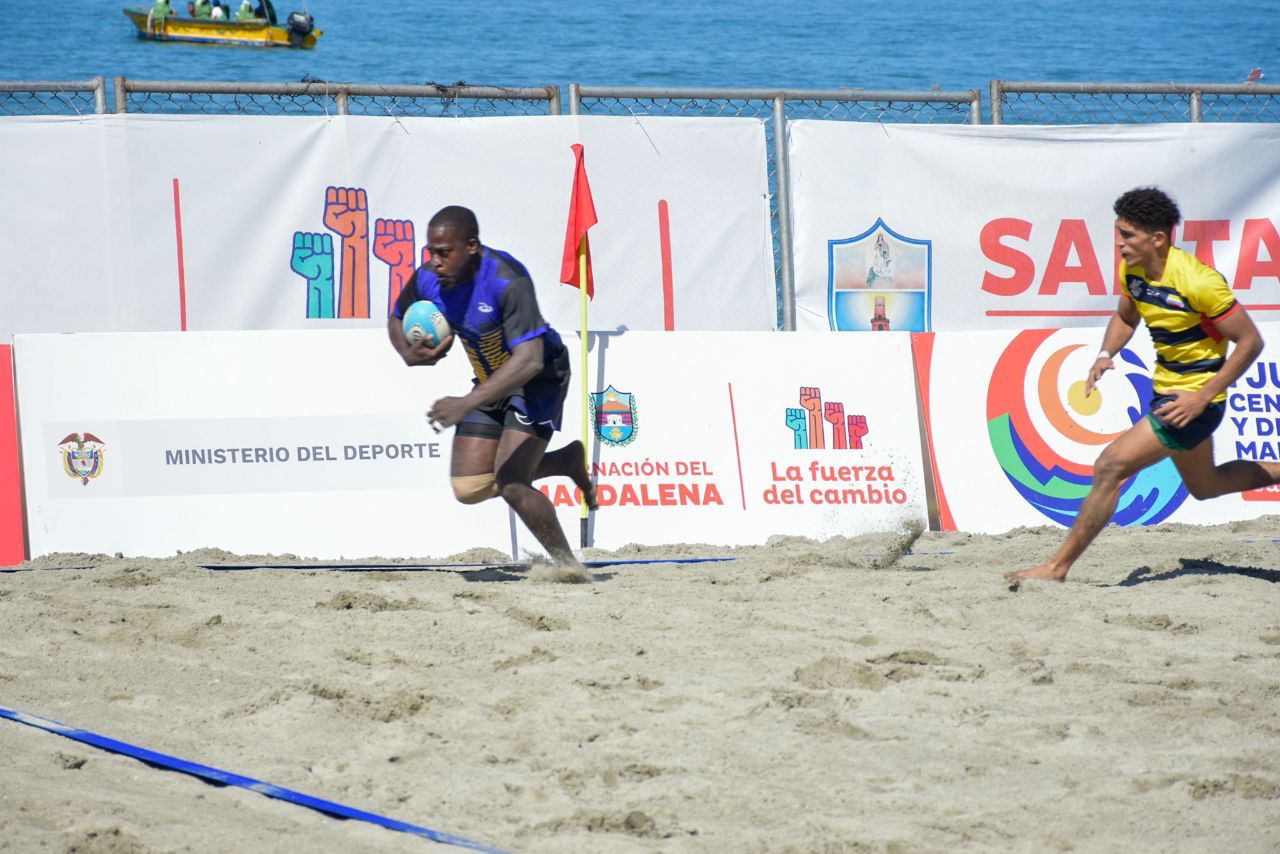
[402,300,451,348]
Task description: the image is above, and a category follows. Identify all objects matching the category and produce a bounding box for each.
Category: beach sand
[2,519,1279,853]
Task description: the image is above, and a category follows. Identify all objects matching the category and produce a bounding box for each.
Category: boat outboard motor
[286,10,313,45]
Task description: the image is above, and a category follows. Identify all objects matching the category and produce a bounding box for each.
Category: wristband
[1096,350,1112,361]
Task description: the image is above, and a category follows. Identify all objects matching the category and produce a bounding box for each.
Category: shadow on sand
[1112,557,1280,587]
[458,568,616,583]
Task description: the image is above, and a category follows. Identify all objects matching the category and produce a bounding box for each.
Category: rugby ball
[402,300,451,348]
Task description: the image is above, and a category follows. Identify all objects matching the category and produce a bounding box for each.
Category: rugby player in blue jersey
[1007,187,1280,589]
[388,206,597,575]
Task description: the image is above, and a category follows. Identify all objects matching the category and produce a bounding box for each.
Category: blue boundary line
[199,557,737,571]
[0,706,508,853]
[585,557,735,567]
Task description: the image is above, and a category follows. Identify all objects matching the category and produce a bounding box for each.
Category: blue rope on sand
[199,557,737,571]
[0,706,507,853]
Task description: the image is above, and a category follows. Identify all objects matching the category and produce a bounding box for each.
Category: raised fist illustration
[786,407,808,449]
[289,231,335,319]
[847,414,869,449]
[824,402,847,449]
[799,386,825,449]
[373,218,416,313]
[323,186,370,318]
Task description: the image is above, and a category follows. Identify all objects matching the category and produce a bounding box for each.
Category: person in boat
[254,0,277,23]
[235,0,255,20]
[210,1,225,18]
[151,0,176,20]
[193,0,212,18]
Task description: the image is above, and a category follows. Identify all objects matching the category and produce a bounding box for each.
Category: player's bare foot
[531,556,593,584]
[1004,563,1069,591]
[565,440,599,510]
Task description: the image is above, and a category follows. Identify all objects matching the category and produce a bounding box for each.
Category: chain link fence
[991,81,1280,124]
[0,79,106,116]
[111,79,562,116]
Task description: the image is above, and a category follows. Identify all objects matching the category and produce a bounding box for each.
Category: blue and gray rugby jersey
[393,246,569,427]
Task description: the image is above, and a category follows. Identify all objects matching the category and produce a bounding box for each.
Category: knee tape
[452,473,499,504]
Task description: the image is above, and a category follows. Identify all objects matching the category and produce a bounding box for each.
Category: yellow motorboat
[123,6,322,49]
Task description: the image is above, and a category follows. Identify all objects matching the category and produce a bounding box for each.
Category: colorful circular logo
[987,329,1187,527]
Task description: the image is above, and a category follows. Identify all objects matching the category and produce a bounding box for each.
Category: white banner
[788,122,1280,332]
[17,329,927,558]
[920,322,1280,533]
[554,331,928,548]
[0,114,775,342]
[17,329,510,558]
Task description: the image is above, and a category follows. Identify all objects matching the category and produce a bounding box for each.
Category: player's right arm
[387,267,453,366]
[1087,296,1140,396]
[386,315,452,366]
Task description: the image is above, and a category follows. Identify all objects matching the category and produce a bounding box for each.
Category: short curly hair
[428,205,480,241]
[1113,187,1181,234]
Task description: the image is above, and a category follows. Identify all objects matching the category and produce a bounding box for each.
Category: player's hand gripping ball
[402,300,451,348]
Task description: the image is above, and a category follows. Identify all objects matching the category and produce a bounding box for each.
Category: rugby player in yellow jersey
[1006,187,1280,588]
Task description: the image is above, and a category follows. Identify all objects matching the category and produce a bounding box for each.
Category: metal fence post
[92,76,106,114]
[568,83,580,116]
[547,86,562,116]
[335,88,349,115]
[968,89,982,125]
[772,93,796,331]
[989,81,1003,125]
[113,76,127,114]
[1189,90,1202,122]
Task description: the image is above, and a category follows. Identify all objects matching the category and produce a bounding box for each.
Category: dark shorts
[453,346,570,444]
[1146,394,1224,452]
[456,402,555,443]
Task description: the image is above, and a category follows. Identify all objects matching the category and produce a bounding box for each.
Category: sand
[1,519,1279,853]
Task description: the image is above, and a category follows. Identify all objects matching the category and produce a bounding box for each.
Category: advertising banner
[16,329,510,558]
[788,122,1280,333]
[918,322,1280,533]
[0,114,775,342]
[16,329,927,559]
[552,332,928,549]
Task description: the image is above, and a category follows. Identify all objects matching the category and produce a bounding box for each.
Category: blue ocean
[2,1,1276,93]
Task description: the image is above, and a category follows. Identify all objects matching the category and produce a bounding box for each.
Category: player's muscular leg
[450,435,499,477]
[537,440,598,510]
[494,431,580,567]
[323,186,370,319]
[448,435,501,503]
[1173,440,1280,500]
[1005,420,1170,588]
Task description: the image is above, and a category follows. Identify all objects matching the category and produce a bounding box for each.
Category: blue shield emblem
[828,218,932,332]
[590,386,638,447]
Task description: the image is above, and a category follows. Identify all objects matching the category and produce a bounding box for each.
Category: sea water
[1,0,1276,94]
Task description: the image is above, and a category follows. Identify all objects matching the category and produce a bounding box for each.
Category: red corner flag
[560,143,598,298]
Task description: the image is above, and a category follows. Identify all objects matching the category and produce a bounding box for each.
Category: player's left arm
[1158,305,1263,428]
[1194,307,1263,400]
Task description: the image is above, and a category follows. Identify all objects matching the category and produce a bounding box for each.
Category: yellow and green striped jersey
[1120,247,1238,401]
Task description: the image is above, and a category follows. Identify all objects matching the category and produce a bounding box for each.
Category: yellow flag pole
[578,237,590,548]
